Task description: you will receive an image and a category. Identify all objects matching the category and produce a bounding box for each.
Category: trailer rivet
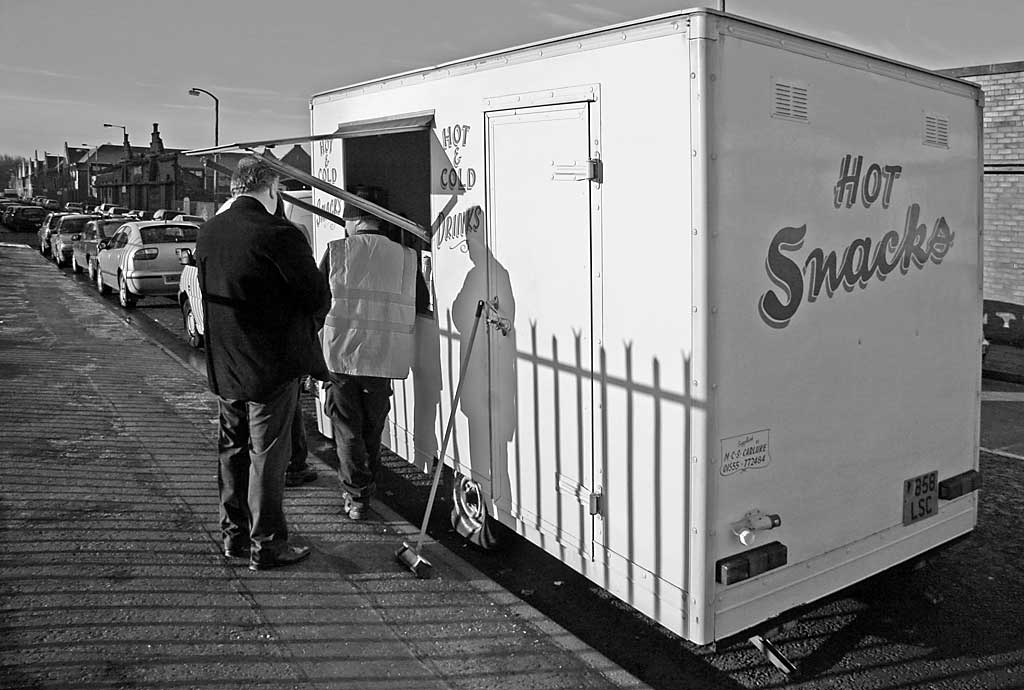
[710,74,717,82]
[692,150,697,157]
[691,72,696,79]
[692,306,698,312]
[693,380,699,387]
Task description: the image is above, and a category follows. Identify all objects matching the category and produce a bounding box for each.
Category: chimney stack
[150,123,165,154]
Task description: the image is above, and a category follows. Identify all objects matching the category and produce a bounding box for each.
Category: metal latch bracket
[552,159,602,182]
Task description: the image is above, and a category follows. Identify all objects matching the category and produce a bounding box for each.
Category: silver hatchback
[95,221,198,309]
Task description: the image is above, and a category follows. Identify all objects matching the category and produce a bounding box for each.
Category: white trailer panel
[308,9,981,645]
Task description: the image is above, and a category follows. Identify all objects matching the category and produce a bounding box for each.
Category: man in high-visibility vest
[321,187,426,520]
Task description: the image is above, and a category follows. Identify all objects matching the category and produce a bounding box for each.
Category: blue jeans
[217,379,298,557]
[326,374,391,505]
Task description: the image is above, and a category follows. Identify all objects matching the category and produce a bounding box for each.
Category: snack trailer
[301,8,982,649]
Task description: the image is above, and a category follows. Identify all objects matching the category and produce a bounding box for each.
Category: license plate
[164,275,179,284]
[902,470,938,525]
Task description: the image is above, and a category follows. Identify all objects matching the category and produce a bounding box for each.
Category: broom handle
[415,299,486,552]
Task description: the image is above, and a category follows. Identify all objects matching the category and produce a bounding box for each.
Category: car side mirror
[97,239,109,250]
[177,247,195,266]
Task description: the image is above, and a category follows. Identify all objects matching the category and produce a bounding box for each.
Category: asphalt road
[10,229,1024,689]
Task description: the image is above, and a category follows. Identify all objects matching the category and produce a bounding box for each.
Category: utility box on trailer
[307,9,982,645]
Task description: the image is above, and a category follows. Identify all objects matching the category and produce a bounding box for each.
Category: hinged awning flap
[201,158,348,229]
[196,153,430,244]
[184,110,435,156]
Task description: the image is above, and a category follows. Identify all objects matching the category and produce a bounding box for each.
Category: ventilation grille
[772,79,809,123]
[924,113,950,148]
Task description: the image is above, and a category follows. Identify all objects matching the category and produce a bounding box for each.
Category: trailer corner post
[687,11,718,646]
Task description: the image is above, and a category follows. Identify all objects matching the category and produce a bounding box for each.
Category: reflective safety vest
[322,234,418,379]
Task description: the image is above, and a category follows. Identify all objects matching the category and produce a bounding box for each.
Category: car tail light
[133,247,158,261]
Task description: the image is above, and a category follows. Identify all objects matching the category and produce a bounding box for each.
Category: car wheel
[87,258,96,282]
[52,248,61,266]
[118,273,137,309]
[450,475,502,550]
[95,265,110,295]
[181,298,204,349]
[71,254,82,274]
[39,240,47,256]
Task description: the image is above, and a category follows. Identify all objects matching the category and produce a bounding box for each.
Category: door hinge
[552,158,602,183]
[589,490,603,516]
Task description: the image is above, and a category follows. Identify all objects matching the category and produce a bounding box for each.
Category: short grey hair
[230,156,279,195]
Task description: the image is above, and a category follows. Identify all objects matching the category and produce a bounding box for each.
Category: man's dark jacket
[195,195,330,402]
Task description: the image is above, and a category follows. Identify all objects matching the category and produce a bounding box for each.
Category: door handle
[484,296,511,336]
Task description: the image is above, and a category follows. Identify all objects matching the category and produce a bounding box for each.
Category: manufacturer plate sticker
[720,430,771,477]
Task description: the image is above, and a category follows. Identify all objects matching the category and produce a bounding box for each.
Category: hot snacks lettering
[757,154,955,329]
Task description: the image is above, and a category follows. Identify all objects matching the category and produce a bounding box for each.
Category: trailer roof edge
[311,8,980,104]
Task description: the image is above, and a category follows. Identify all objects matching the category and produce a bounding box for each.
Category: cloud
[0,92,95,107]
[206,84,297,98]
[531,1,626,32]
[0,63,79,79]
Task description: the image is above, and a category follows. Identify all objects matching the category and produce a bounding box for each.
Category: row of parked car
[1,197,205,234]
[36,209,201,310]
[21,189,314,354]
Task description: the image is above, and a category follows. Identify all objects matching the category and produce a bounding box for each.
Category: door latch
[551,158,602,182]
[484,296,511,336]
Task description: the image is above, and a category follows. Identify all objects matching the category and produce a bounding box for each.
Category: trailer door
[484,103,595,556]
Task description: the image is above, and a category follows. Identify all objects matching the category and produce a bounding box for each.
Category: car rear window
[59,218,88,233]
[100,221,124,237]
[140,225,198,244]
[21,208,45,218]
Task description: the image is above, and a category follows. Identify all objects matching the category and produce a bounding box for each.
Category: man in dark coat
[196,156,330,571]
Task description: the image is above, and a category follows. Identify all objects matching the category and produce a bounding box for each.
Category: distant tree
[0,154,27,189]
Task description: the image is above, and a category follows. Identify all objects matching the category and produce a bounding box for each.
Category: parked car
[152,209,183,220]
[37,212,65,256]
[95,221,198,308]
[93,203,128,216]
[72,217,128,278]
[63,202,84,213]
[1,205,22,227]
[8,205,47,233]
[50,214,99,267]
[171,214,206,224]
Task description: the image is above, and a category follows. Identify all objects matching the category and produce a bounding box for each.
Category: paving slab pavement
[0,242,646,690]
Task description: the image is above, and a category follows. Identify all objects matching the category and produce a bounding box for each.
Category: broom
[396,299,486,578]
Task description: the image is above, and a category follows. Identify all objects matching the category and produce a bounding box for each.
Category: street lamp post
[188,87,220,200]
[103,123,129,205]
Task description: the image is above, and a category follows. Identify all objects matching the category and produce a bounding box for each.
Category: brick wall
[942,62,1024,305]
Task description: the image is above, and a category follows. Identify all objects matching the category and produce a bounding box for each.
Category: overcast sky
[1,0,1021,159]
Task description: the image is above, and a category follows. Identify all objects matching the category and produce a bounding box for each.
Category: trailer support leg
[749,634,798,676]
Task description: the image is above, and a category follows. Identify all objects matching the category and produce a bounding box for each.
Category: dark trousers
[326,374,391,505]
[217,379,298,557]
[287,381,309,474]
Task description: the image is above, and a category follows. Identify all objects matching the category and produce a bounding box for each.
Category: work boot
[341,492,366,521]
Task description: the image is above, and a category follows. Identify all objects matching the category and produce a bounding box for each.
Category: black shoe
[223,542,250,558]
[285,468,318,487]
[249,545,311,571]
